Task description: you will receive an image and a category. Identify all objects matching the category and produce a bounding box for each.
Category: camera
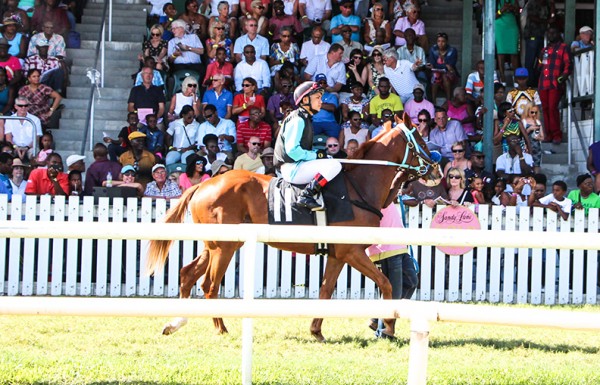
[50,164,62,171]
[314,18,321,23]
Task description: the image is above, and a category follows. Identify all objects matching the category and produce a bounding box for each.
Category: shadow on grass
[286,334,410,348]
[430,337,599,354]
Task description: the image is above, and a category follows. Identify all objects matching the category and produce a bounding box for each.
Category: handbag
[67,30,81,49]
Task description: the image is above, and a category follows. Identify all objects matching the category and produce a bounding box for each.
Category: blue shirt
[312,93,338,123]
[139,126,165,153]
[330,14,362,43]
[202,88,233,119]
[0,173,13,201]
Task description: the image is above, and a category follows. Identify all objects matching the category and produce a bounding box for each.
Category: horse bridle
[396,124,438,178]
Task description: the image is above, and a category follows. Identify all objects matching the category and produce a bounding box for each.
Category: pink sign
[430,206,481,256]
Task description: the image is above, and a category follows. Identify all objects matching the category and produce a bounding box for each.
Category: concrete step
[82,14,147,25]
[62,98,129,110]
[78,41,142,51]
[88,0,147,5]
[58,118,127,132]
[83,3,149,13]
[66,86,133,99]
[67,48,139,61]
[69,57,140,70]
[71,64,140,76]
[70,73,135,88]
[62,107,127,120]
[79,32,145,43]
[78,23,146,34]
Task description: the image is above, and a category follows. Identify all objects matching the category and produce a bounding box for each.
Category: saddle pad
[267,174,354,225]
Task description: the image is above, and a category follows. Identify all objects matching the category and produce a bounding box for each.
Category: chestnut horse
[147,116,437,342]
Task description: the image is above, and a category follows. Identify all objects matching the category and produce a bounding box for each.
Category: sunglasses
[383,114,393,118]
[507,109,515,113]
[247,24,257,27]
[254,5,264,9]
[352,56,362,60]
[215,26,224,30]
[244,51,255,54]
[373,52,382,57]
[123,171,136,176]
[342,30,351,33]
[530,111,538,114]
[212,78,222,82]
[373,7,383,11]
[327,144,339,148]
[281,84,291,88]
[418,118,428,122]
[351,118,361,121]
[281,34,291,38]
[187,84,198,88]
[452,149,465,153]
[242,83,253,87]
[473,155,485,159]
[204,113,214,119]
[250,142,261,146]
[448,175,461,179]
[151,32,161,36]
[195,160,204,165]
[15,104,28,107]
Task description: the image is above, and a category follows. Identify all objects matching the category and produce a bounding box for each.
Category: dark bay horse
[147,116,437,342]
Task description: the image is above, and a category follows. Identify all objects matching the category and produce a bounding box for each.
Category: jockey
[273,81,343,211]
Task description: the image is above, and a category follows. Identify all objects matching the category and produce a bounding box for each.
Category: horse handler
[273,81,342,211]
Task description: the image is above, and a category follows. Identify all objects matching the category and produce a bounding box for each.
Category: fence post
[242,228,258,385]
[407,315,430,385]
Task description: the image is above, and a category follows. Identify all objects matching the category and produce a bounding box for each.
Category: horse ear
[382,119,393,132]
[402,112,412,128]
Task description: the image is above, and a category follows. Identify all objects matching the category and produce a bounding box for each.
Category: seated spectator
[506,175,536,207]
[272,61,299,93]
[268,26,300,76]
[83,143,123,195]
[442,87,475,136]
[371,108,395,137]
[571,26,593,53]
[340,83,368,122]
[201,73,232,119]
[465,150,495,200]
[443,142,470,175]
[178,0,206,40]
[303,44,346,93]
[127,66,166,127]
[404,83,434,125]
[165,105,199,165]
[119,131,156,187]
[587,140,600,192]
[532,174,547,202]
[506,67,541,117]
[9,157,27,195]
[31,0,70,39]
[272,100,294,138]
[205,19,232,63]
[368,78,403,128]
[198,104,235,155]
[325,136,347,159]
[533,180,571,220]
[179,153,210,192]
[465,60,498,105]
[0,152,12,198]
[402,175,449,208]
[167,19,204,73]
[236,106,271,153]
[102,164,144,196]
[141,24,169,71]
[24,41,65,93]
[312,75,341,138]
[383,48,420,104]
[139,114,165,158]
[66,154,85,173]
[520,102,544,174]
[267,77,295,122]
[3,0,31,34]
[203,48,234,91]
[201,133,228,172]
[232,77,266,123]
[446,167,473,205]
[330,0,361,44]
[233,46,270,93]
[25,152,69,196]
[167,75,199,122]
[393,5,427,50]
[467,174,486,204]
[568,174,600,215]
[0,67,15,115]
[268,1,302,42]
[364,2,392,46]
[68,170,83,196]
[4,97,43,163]
[133,56,165,88]
[345,138,359,157]
[415,109,431,143]
[338,26,363,64]
[33,131,53,167]
[299,26,330,68]
[18,69,62,128]
[233,135,263,172]
[233,18,269,62]
[104,112,139,162]
[0,37,23,86]
[245,0,269,37]
[342,49,367,94]
[429,107,467,161]
[255,146,276,175]
[491,177,511,206]
[210,159,232,176]
[298,0,332,35]
[207,1,238,42]
[493,102,531,155]
[429,32,459,103]
[0,16,26,59]
[396,28,428,86]
[340,111,369,148]
[495,134,533,180]
[366,45,386,98]
[27,21,67,58]
[144,163,182,200]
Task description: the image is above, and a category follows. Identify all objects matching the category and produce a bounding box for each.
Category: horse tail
[146,184,203,276]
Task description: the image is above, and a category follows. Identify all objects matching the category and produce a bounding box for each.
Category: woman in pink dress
[442,87,475,136]
[178,153,210,192]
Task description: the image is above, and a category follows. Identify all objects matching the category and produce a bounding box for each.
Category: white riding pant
[280,159,342,185]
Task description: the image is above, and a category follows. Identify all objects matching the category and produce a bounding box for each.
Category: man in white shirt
[233,45,271,92]
[299,0,332,34]
[299,27,330,67]
[303,44,345,93]
[382,48,420,104]
[4,97,43,162]
[495,134,534,179]
[233,18,269,62]
[197,104,236,156]
[167,20,204,73]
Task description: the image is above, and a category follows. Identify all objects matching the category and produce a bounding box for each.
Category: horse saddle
[267,174,354,226]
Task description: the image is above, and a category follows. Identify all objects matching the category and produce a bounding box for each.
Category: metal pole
[89,95,95,152]
[101,23,105,88]
[108,0,113,42]
[482,0,495,173]
[567,81,572,164]
[0,116,40,156]
[460,0,473,86]
[242,233,257,385]
[595,8,600,141]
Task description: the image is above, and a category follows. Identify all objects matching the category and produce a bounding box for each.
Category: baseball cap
[314,73,327,82]
[128,131,146,141]
[121,164,136,174]
[413,83,425,92]
[580,26,593,34]
[152,163,166,173]
[66,154,85,168]
[514,67,529,78]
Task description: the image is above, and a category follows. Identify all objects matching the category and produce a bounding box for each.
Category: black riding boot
[296,178,325,211]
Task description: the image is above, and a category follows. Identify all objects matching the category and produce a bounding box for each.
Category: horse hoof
[311,330,326,343]
[162,317,188,335]
[368,319,378,332]
[162,325,176,335]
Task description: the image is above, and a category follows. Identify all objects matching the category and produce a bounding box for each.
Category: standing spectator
[298,0,332,35]
[0,37,22,86]
[520,102,544,174]
[25,152,69,196]
[233,45,271,92]
[568,174,600,215]
[236,106,271,153]
[144,163,182,200]
[9,157,27,195]
[104,112,139,162]
[201,73,232,119]
[197,104,236,156]
[495,134,533,180]
[493,102,532,154]
[167,19,205,73]
[533,180,571,221]
[571,26,594,53]
[393,4,427,50]
[127,66,166,127]
[364,2,392,46]
[18,69,62,128]
[167,75,200,122]
[522,0,552,86]
[330,0,361,44]
[233,18,269,62]
[303,44,346,93]
[428,32,458,104]
[538,27,571,144]
[506,67,541,117]
[268,26,300,76]
[495,0,520,82]
[232,77,266,123]
[311,74,341,138]
[268,1,302,42]
[383,48,420,104]
[83,143,123,196]
[23,41,65,93]
[119,131,157,187]
[139,114,165,158]
[233,135,263,171]
[165,105,199,165]
[404,83,434,125]
[178,154,210,192]
[299,27,330,68]
[27,21,66,58]
[368,77,403,127]
[202,47,234,88]
[429,107,467,161]
[5,97,43,163]
[31,0,70,38]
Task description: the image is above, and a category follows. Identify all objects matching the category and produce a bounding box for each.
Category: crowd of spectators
[0,0,594,214]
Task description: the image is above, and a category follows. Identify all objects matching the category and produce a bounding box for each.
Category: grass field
[1,304,600,385]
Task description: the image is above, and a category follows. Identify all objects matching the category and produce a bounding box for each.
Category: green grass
[1,304,600,384]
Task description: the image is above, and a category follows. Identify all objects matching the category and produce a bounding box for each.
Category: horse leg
[201,242,241,335]
[310,257,346,343]
[163,248,211,335]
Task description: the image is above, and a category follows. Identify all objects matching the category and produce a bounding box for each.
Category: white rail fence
[1,194,599,305]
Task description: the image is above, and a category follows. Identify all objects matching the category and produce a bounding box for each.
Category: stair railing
[80,0,111,154]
